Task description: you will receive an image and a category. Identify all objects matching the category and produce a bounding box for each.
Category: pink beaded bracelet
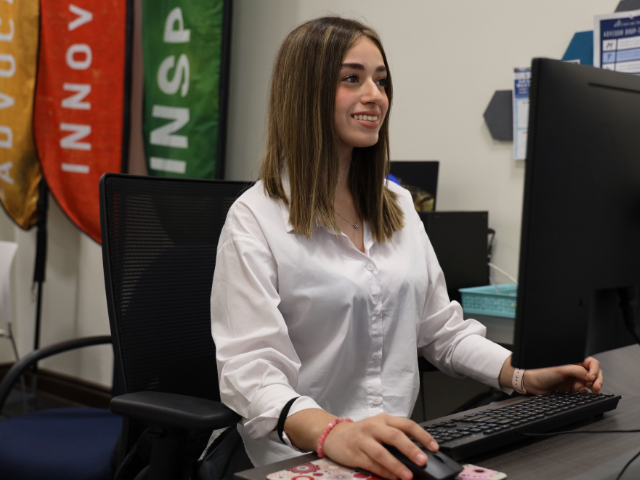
[317,417,353,458]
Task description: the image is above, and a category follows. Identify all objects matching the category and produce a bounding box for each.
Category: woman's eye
[376,77,388,87]
[343,74,359,83]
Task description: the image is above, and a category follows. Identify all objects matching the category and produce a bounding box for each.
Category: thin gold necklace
[334,210,359,229]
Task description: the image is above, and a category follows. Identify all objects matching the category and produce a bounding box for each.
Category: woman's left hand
[523,357,603,395]
[500,356,604,395]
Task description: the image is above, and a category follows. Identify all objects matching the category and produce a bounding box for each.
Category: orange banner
[34,0,130,243]
[0,0,42,230]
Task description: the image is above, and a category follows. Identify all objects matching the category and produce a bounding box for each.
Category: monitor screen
[512,58,640,369]
[389,161,439,212]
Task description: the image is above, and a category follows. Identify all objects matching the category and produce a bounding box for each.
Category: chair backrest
[0,241,18,325]
[100,174,250,401]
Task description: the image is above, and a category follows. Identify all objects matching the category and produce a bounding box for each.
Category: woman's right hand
[285,410,438,480]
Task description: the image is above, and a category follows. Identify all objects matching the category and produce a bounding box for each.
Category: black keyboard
[420,391,621,460]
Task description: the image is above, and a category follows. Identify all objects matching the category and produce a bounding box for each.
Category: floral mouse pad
[266,458,506,480]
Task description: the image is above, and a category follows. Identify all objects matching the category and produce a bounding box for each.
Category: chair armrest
[0,335,112,411]
[110,391,240,431]
[418,356,438,373]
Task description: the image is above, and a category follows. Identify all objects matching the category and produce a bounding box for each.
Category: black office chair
[100,173,251,480]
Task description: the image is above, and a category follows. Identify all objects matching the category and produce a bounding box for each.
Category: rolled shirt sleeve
[415,211,513,393]
[452,335,513,393]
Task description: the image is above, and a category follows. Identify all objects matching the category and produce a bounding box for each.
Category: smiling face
[334,36,389,158]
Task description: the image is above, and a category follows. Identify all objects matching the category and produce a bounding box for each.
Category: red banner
[34,1,130,243]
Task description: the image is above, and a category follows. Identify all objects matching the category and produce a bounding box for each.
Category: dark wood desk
[236,345,640,480]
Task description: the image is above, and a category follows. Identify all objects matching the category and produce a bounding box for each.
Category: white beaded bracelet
[512,368,527,394]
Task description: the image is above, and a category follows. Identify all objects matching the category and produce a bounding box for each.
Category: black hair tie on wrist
[278,397,300,444]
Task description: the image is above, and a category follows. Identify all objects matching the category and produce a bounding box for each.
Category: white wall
[0,0,620,385]
[0,196,112,385]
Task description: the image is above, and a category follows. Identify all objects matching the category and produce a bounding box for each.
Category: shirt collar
[278,173,372,244]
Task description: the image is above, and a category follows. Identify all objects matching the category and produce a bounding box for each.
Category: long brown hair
[259,16,404,242]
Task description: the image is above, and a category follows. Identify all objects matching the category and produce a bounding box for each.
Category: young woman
[211,16,604,479]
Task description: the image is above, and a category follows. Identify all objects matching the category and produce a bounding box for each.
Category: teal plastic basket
[459,284,517,319]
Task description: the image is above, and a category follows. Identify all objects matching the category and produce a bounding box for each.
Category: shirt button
[373,305,381,315]
[372,352,382,360]
[366,264,374,271]
[371,397,381,406]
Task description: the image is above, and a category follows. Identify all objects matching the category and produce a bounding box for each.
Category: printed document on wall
[513,67,531,161]
[594,10,640,73]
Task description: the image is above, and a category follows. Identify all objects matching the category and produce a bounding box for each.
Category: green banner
[142,0,225,179]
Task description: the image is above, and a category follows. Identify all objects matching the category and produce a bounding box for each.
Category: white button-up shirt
[211,177,512,467]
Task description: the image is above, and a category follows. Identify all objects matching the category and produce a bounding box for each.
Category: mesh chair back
[100,174,250,402]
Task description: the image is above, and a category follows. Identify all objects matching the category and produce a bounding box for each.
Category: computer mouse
[385,444,464,480]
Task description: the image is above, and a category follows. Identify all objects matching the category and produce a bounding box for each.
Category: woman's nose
[361,79,383,104]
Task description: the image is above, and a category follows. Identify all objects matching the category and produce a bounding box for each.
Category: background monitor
[389,161,439,212]
[512,58,640,369]
[420,211,489,305]
[389,161,490,305]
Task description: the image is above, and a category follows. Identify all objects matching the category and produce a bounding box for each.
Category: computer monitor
[389,161,439,211]
[512,58,640,369]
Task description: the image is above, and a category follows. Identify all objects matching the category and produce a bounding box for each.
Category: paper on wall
[594,10,640,73]
[513,67,531,161]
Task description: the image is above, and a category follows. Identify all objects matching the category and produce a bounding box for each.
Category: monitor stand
[586,286,640,357]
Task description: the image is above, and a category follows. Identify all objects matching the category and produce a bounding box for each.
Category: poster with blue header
[513,67,531,161]
[594,10,640,73]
